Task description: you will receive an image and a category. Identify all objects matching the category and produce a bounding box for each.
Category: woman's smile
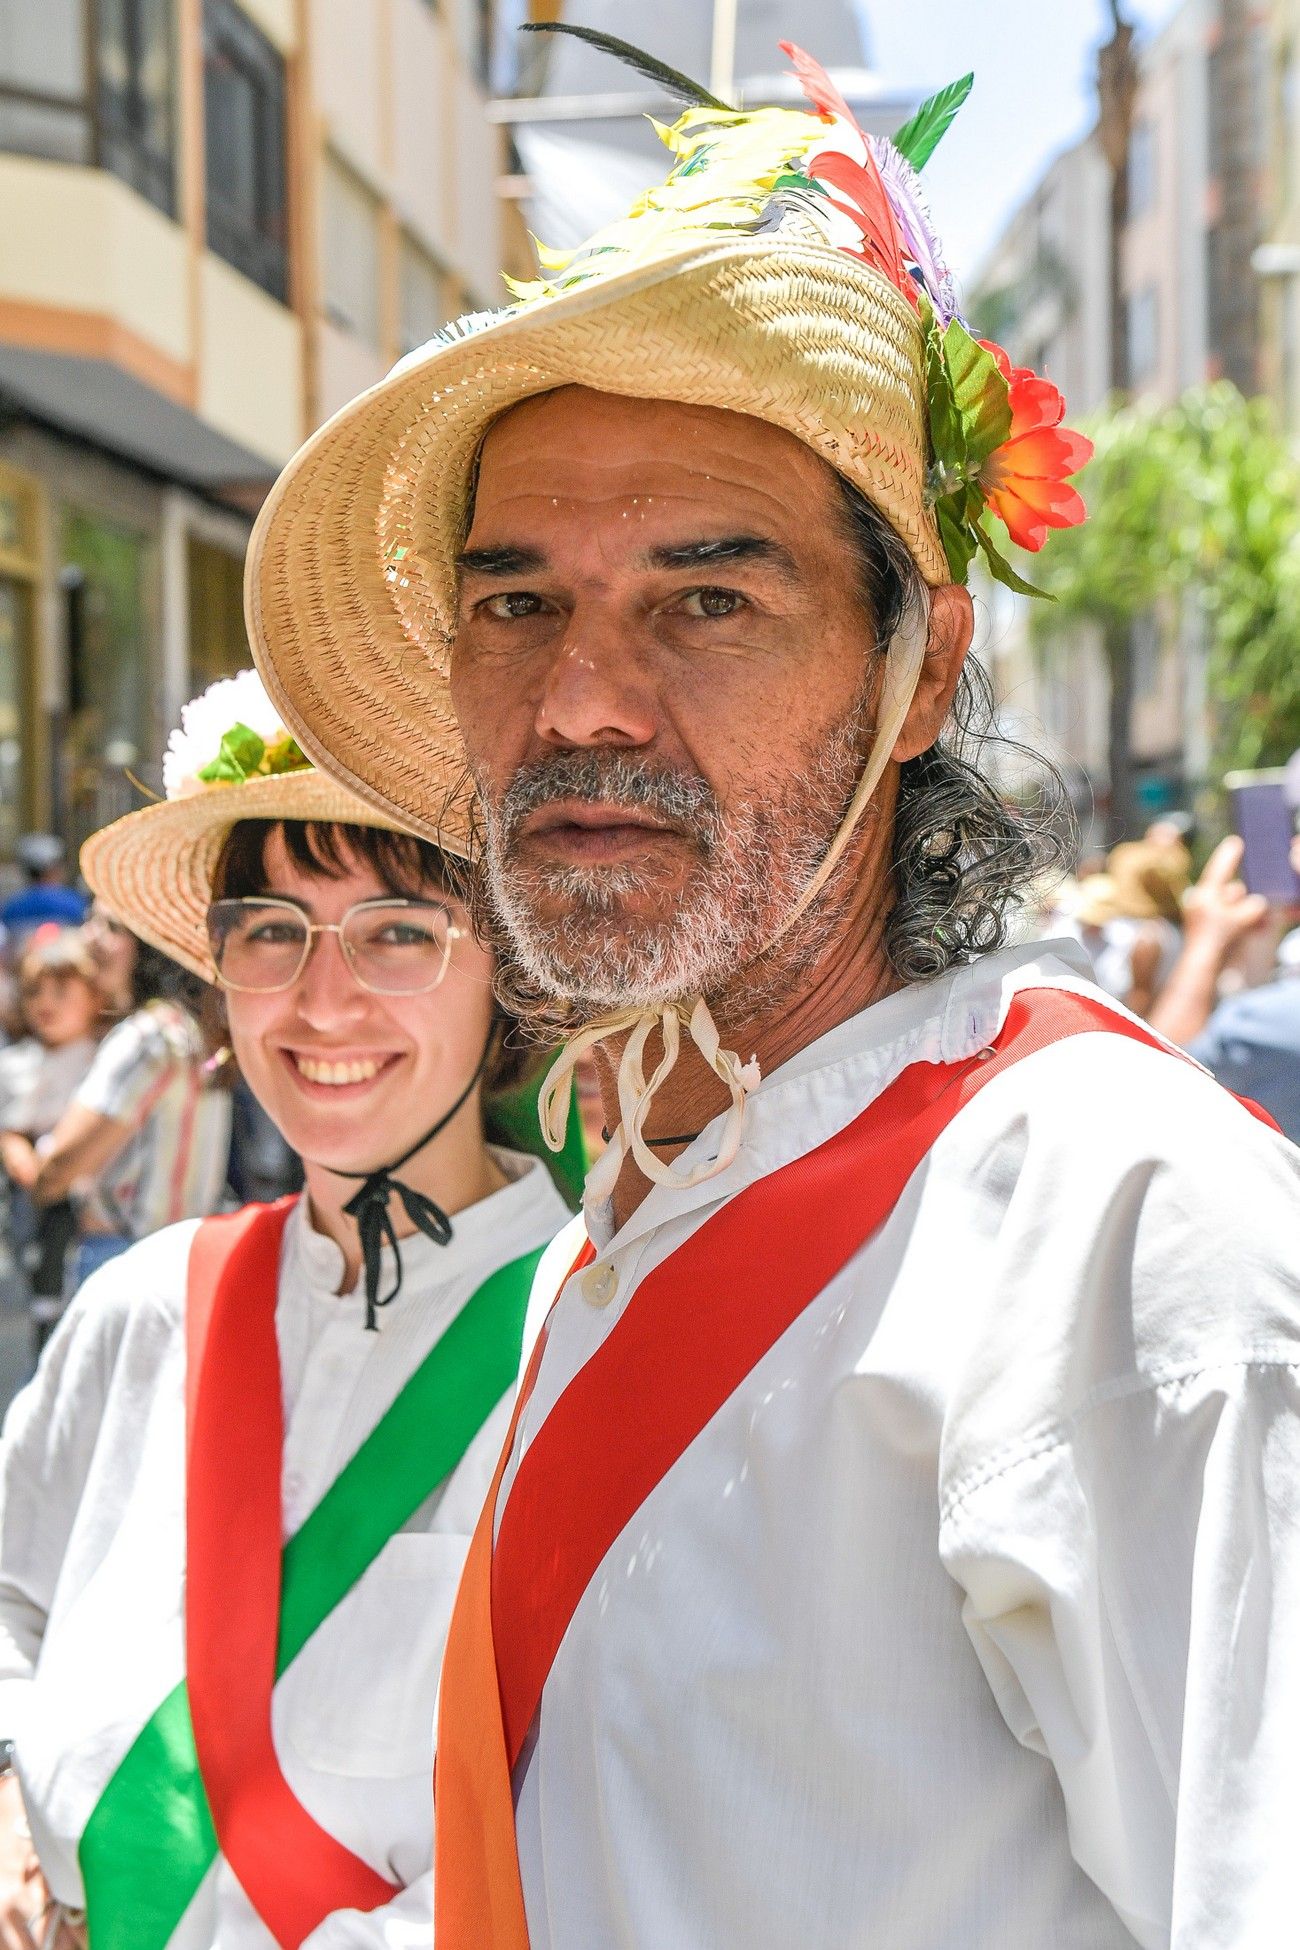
[277,1046,404,1098]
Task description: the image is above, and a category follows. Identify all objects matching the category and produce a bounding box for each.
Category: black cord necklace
[318,1029,494,1331]
[599,1126,704,1149]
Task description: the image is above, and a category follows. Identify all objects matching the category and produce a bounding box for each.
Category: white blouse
[0,1151,568,1948]
[506,945,1300,1950]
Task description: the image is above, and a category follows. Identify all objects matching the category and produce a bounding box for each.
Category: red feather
[779,40,857,126]
[806,147,908,293]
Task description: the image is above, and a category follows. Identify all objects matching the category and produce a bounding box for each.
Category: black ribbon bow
[324,1028,495,1331]
[342,1172,453,1331]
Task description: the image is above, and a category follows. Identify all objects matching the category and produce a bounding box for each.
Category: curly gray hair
[834,476,1073,983]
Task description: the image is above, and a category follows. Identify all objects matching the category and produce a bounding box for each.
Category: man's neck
[596,820,899,1230]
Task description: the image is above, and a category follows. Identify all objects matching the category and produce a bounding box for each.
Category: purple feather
[869,136,963,327]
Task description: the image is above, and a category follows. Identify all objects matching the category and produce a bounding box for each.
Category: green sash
[77,1241,545,1947]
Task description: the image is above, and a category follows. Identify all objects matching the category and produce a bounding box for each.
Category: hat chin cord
[539,595,932,1203]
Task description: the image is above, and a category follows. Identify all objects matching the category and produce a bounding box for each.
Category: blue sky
[855,0,1180,285]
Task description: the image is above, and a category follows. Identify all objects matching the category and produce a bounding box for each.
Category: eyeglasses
[206,897,465,996]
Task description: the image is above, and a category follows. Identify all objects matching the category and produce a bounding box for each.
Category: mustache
[493,750,723,851]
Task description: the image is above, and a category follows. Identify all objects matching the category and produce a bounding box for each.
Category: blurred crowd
[3,770,1300,1382]
[0,834,300,1364]
[1033,800,1300,1139]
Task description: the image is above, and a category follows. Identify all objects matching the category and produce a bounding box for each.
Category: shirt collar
[582,939,1095,1255]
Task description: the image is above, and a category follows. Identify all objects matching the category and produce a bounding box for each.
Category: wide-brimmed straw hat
[246,35,1004,847]
[81,671,440,983]
[248,45,1092,853]
[249,228,940,848]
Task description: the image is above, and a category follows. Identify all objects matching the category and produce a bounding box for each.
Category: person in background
[0,840,87,948]
[1056,836,1190,1017]
[0,934,102,1340]
[27,918,230,1291]
[1147,833,1300,1138]
[0,671,574,1949]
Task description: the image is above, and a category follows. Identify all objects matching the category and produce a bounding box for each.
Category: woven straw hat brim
[247,234,947,844]
[79,769,441,983]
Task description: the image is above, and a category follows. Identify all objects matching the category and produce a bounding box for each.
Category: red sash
[186,1201,399,1946]
[433,987,1279,1949]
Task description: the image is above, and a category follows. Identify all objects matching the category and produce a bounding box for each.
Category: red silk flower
[977,342,1094,551]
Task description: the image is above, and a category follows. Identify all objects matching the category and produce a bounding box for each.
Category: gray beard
[476,693,873,1020]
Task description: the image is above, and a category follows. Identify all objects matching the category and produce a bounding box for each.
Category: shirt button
[581,1261,619,1308]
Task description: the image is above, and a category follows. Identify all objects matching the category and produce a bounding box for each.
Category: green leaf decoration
[197,723,266,784]
[921,299,963,471]
[944,321,1011,470]
[891,73,974,172]
[974,521,1053,600]
[936,491,979,584]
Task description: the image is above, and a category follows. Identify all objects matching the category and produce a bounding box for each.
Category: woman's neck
[302,1094,508,1294]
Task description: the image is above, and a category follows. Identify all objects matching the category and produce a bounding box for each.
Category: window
[398,234,448,355]
[0,466,41,861]
[96,0,177,215]
[1279,44,1300,208]
[0,0,92,164]
[0,0,177,211]
[322,152,382,346]
[204,0,288,302]
[1131,612,1160,703]
[62,510,156,852]
[1126,284,1159,385]
[188,537,248,687]
[1127,118,1156,220]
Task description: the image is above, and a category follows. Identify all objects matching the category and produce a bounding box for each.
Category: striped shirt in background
[73,1003,230,1239]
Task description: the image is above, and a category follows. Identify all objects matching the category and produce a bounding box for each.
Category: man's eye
[681,587,743,619]
[483,591,545,620]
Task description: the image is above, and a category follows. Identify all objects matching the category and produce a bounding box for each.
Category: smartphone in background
[1225,768,1300,902]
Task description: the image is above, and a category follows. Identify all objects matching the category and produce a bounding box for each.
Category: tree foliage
[1028,381,1300,772]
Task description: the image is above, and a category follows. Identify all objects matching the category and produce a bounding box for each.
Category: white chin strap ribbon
[539,593,932,1199]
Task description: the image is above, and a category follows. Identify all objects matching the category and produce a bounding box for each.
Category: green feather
[891,73,974,171]
[520,22,733,112]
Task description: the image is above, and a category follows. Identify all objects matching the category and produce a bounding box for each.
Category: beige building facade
[0,0,529,865]
[973,0,1269,844]
[1259,0,1300,430]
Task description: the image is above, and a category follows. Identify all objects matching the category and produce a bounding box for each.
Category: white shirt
[0,1037,97,1138]
[0,1151,568,1948]
[505,944,1300,1950]
[73,1003,230,1235]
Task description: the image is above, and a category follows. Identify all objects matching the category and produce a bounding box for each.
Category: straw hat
[246,80,960,848]
[81,672,440,983]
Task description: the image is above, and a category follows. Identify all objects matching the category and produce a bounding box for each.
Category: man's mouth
[516,799,687,863]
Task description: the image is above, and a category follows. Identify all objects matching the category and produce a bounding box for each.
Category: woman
[0,673,574,1949]
[0,931,102,1343]
[30,910,231,1290]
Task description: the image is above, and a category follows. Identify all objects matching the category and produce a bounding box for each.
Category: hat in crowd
[247,33,1093,852]
[80,670,438,983]
[1073,839,1191,929]
[16,833,66,878]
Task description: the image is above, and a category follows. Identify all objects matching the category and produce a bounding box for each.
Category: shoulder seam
[940,1346,1300,1525]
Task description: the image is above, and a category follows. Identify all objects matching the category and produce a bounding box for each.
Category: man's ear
[892,584,975,763]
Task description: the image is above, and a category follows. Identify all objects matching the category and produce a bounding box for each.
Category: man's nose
[534,610,658,750]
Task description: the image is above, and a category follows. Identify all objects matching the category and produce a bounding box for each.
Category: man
[249,41,1300,1949]
[0,836,87,944]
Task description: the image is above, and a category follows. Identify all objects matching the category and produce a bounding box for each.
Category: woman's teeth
[292,1055,385,1086]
